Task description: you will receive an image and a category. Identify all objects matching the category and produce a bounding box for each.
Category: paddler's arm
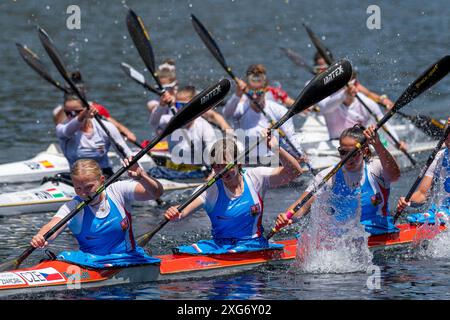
[105,115,137,143]
[30,217,66,249]
[275,191,316,230]
[364,125,401,182]
[356,82,394,109]
[397,176,433,212]
[164,197,204,221]
[264,129,303,188]
[202,109,233,131]
[124,157,164,201]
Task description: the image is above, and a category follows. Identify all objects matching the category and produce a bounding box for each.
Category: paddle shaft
[393,124,450,223]
[13,136,164,267]
[354,92,416,166]
[302,24,416,165]
[268,54,450,239]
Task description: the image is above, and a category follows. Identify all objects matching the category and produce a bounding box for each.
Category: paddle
[280,47,316,75]
[378,104,445,139]
[37,27,130,160]
[17,42,167,206]
[191,14,313,173]
[304,24,417,166]
[136,59,353,247]
[0,78,231,272]
[121,62,163,96]
[393,123,450,224]
[267,55,450,240]
[281,45,445,140]
[126,8,192,146]
[16,43,69,93]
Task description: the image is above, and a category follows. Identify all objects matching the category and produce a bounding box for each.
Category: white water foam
[294,188,374,274]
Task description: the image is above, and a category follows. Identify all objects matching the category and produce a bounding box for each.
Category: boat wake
[294,189,375,274]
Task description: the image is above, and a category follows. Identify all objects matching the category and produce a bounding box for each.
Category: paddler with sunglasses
[275,124,401,236]
[56,89,133,178]
[53,72,137,143]
[223,64,303,161]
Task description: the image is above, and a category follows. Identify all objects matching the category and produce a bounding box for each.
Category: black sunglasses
[64,110,82,117]
[337,147,361,158]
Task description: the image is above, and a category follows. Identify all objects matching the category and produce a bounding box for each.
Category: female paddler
[56,86,133,178]
[30,158,163,268]
[275,124,401,236]
[397,118,450,224]
[163,131,304,254]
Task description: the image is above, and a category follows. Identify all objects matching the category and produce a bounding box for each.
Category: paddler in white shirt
[223,64,303,161]
[315,75,408,152]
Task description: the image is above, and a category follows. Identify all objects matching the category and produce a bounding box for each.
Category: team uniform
[174,167,284,254]
[223,94,302,158]
[407,148,450,225]
[54,181,159,268]
[158,114,217,165]
[306,159,398,235]
[317,89,400,142]
[56,113,132,174]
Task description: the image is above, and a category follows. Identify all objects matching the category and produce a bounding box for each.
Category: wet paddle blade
[303,24,334,65]
[274,59,352,129]
[280,47,315,75]
[126,8,162,88]
[191,14,234,78]
[393,56,450,111]
[16,43,68,93]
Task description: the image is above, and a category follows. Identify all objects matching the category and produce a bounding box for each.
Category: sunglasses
[247,89,266,97]
[175,101,188,110]
[64,110,82,117]
[337,147,361,158]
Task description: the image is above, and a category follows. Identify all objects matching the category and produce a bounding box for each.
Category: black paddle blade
[392,55,450,113]
[16,43,67,93]
[126,9,161,87]
[274,59,352,129]
[37,27,88,103]
[159,78,231,138]
[191,14,232,77]
[280,47,315,75]
[120,62,163,96]
[303,24,334,65]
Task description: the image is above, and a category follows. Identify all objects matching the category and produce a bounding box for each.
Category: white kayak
[297,115,437,169]
[0,144,157,184]
[0,178,201,216]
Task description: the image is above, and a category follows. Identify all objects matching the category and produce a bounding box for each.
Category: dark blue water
[1,0,450,300]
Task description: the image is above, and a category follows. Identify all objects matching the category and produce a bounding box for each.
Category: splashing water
[294,188,374,274]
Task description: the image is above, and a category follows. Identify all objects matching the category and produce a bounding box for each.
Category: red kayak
[0,223,445,297]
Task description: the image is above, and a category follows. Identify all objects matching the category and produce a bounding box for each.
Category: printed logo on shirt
[120,217,129,231]
[371,193,382,206]
[250,203,261,216]
[96,146,106,155]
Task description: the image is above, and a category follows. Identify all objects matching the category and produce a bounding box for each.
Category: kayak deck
[0,223,446,297]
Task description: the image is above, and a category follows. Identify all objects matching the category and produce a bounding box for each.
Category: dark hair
[340,124,372,160]
[313,50,333,64]
[64,71,87,102]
